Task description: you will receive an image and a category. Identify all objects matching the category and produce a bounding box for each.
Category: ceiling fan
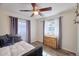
[20,3,52,17]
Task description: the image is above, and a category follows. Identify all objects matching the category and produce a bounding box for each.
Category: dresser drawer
[44,36,57,49]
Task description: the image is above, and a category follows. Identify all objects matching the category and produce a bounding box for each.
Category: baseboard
[76,52,79,56]
[62,49,76,56]
[35,41,43,43]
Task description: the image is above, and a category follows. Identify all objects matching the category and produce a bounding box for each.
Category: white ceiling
[0,3,76,19]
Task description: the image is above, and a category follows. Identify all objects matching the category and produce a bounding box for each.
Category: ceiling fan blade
[20,10,32,12]
[30,13,34,17]
[39,7,52,12]
[31,3,36,10]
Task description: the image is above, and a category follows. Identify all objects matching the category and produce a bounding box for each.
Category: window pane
[18,19,26,41]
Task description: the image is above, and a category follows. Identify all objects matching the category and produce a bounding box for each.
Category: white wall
[60,9,77,53]
[0,9,37,43]
[76,16,79,55]
[0,10,10,35]
[36,9,77,53]
[31,19,37,42]
[76,23,79,55]
[36,20,43,42]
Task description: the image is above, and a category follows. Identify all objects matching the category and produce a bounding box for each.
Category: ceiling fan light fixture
[33,11,39,15]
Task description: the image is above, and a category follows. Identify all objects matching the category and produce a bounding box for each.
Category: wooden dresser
[44,36,57,49]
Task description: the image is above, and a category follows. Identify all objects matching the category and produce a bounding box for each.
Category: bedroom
[0,3,79,56]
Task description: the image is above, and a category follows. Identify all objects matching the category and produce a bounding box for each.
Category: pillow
[13,36,22,43]
[0,35,10,47]
[0,39,4,47]
[0,34,22,48]
[6,34,22,43]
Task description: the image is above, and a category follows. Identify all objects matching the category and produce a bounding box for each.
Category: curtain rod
[9,16,30,21]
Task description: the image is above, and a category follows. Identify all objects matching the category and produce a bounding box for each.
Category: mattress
[0,41,35,56]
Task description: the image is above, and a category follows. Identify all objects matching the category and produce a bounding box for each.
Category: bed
[0,34,42,56]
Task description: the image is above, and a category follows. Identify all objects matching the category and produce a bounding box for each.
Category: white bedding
[0,41,35,56]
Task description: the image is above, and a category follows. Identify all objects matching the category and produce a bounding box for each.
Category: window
[44,19,59,37]
[18,19,27,41]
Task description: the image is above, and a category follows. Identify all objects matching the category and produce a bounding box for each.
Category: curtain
[58,16,62,49]
[26,20,31,43]
[9,16,18,35]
